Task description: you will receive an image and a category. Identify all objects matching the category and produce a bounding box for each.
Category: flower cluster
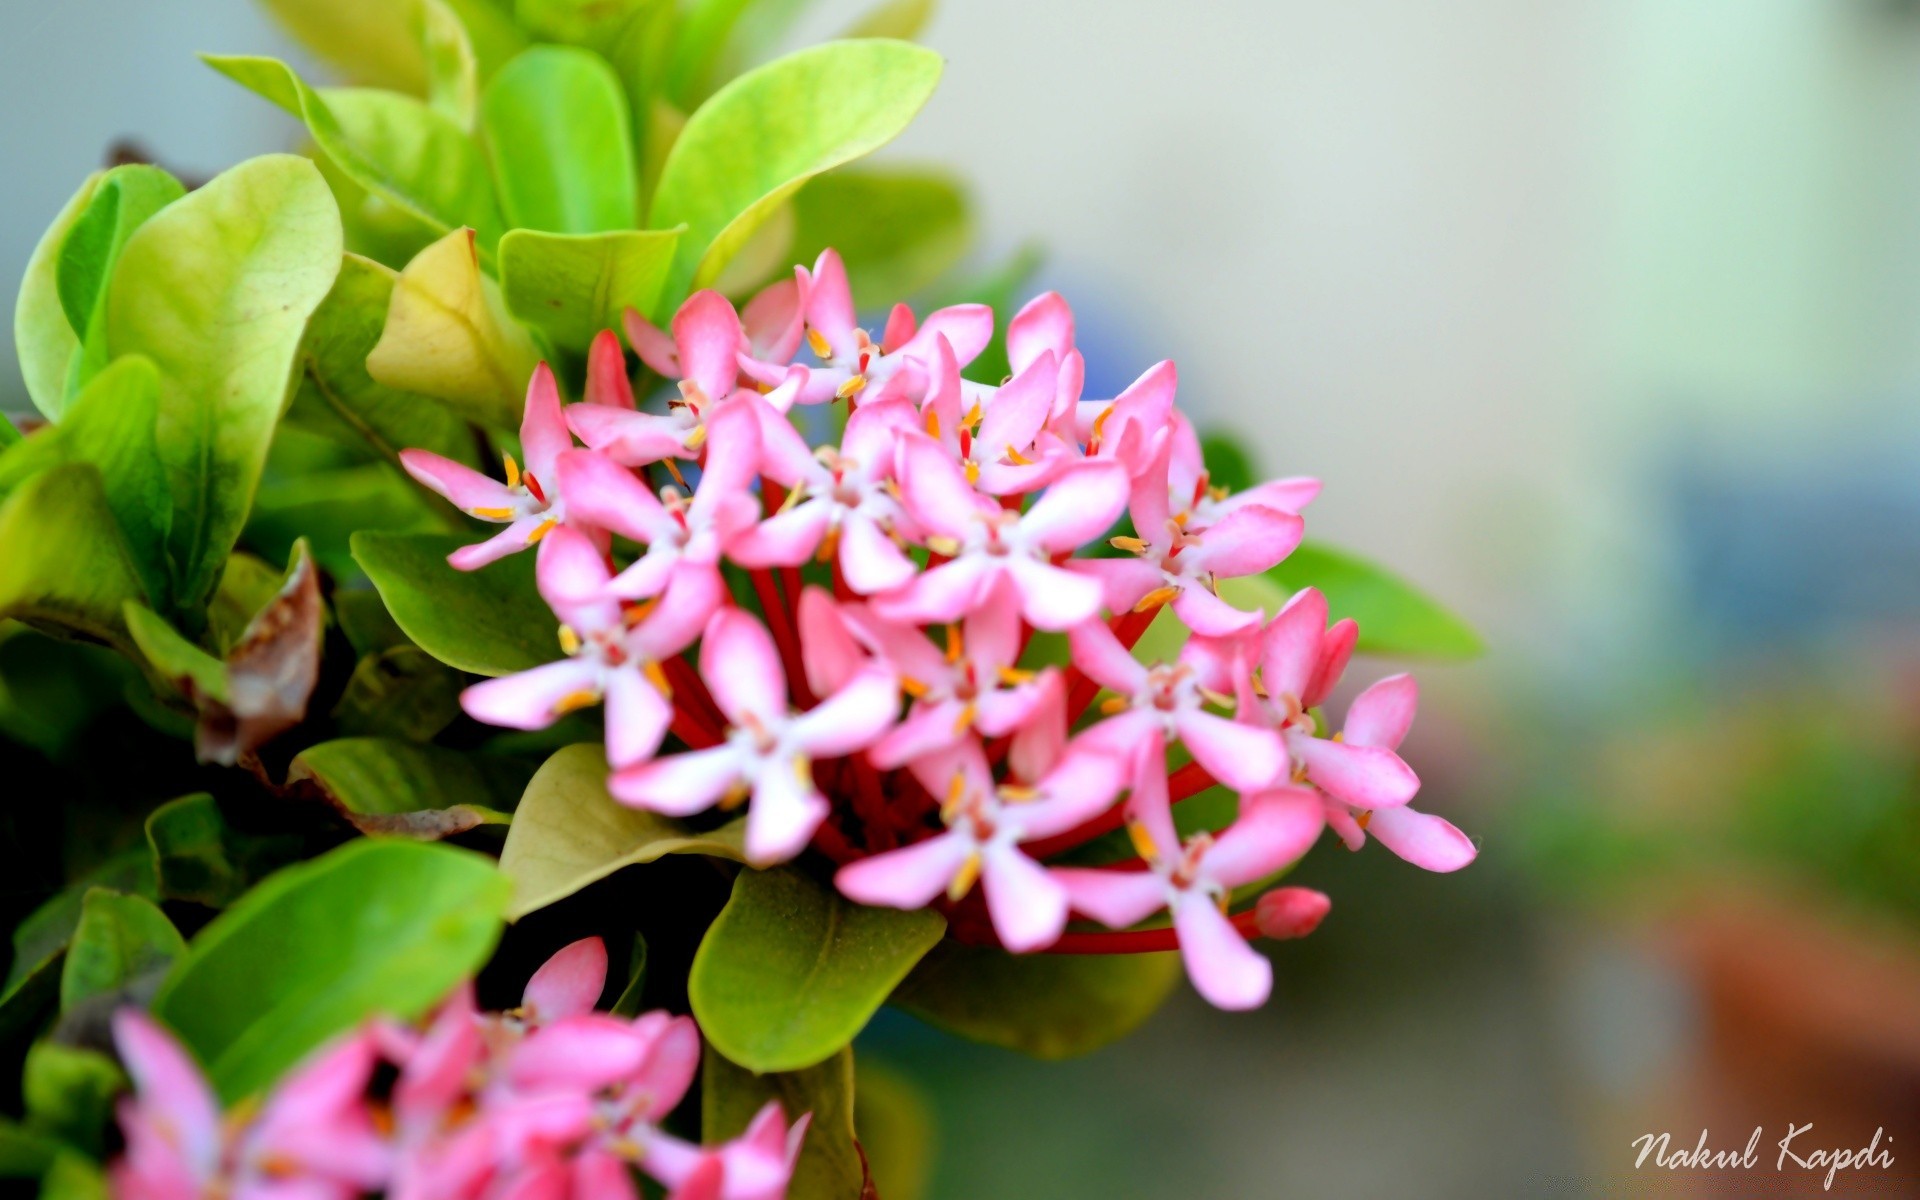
[402,249,1478,1011]
[107,939,802,1200]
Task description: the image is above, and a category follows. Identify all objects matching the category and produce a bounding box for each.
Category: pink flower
[609,608,898,864]
[1057,769,1324,1010]
[1316,674,1476,872]
[643,1102,809,1200]
[1162,413,1319,531]
[556,396,763,602]
[460,526,714,767]
[401,364,573,569]
[568,291,748,465]
[919,336,1067,495]
[110,1011,387,1200]
[836,738,1121,952]
[727,393,920,594]
[874,432,1128,631]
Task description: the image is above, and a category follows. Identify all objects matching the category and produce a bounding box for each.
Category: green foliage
[153,839,509,1102]
[689,866,944,1073]
[353,530,558,676]
[1264,541,1484,659]
[482,47,638,234]
[331,646,466,740]
[15,174,100,420]
[2,855,154,1044]
[58,890,184,1012]
[650,40,943,304]
[21,1043,124,1159]
[54,166,187,400]
[788,167,969,306]
[288,737,530,836]
[145,794,304,909]
[104,154,343,619]
[497,743,745,918]
[499,228,681,350]
[891,942,1181,1059]
[854,1060,935,1200]
[0,464,149,651]
[703,1045,863,1200]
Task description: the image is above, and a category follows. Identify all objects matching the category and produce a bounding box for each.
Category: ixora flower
[107,940,808,1200]
[406,255,1479,1011]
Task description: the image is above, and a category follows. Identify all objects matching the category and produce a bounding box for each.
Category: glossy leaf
[104,153,343,617]
[690,866,944,1073]
[0,464,148,650]
[55,165,186,398]
[14,172,99,420]
[0,355,172,607]
[145,793,304,909]
[153,839,509,1102]
[289,737,530,837]
[352,530,558,676]
[59,889,185,1011]
[289,254,481,472]
[248,461,450,584]
[704,1045,861,1200]
[1263,541,1484,658]
[789,167,969,307]
[482,46,639,234]
[365,228,543,431]
[499,227,681,350]
[649,40,943,305]
[498,743,746,919]
[204,57,502,250]
[891,942,1180,1059]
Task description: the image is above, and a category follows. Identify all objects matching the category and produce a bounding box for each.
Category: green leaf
[207,553,285,652]
[256,0,527,92]
[331,646,466,741]
[145,793,303,909]
[690,866,944,1073]
[55,165,186,398]
[610,932,648,1017]
[39,1150,107,1200]
[788,167,969,307]
[664,0,756,106]
[650,40,943,305]
[104,153,344,618]
[422,0,480,129]
[0,626,138,758]
[248,461,449,584]
[364,228,543,431]
[1262,541,1484,658]
[854,1060,934,1200]
[289,737,531,837]
[21,1043,124,1160]
[843,0,936,41]
[59,890,184,1012]
[498,742,746,919]
[0,1119,61,1180]
[14,172,100,420]
[1,853,153,1042]
[499,228,681,350]
[153,839,509,1102]
[124,602,229,705]
[204,57,503,251]
[703,1045,862,1200]
[481,46,639,235]
[352,530,558,676]
[890,942,1180,1059]
[0,356,173,608]
[515,0,661,53]
[0,463,148,650]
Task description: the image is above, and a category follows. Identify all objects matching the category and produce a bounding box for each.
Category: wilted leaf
[366,228,543,431]
[153,839,509,1102]
[497,742,746,918]
[499,228,680,350]
[689,867,944,1073]
[890,942,1180,1059]
[649,40,943,304]
[482,46,639,234]
[704,1045,862,1200]
[352,530,558,676]
[289,737,531,837]
[59,889,185,1012]
[104,153,343,617]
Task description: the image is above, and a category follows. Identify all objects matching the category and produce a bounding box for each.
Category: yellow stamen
[806,328,832,359]
[1356,810,1373,831]
[1133,585,1180,613]
[525,517,559,544]
[794,754,814,790]
[1199,686,1235,709]
[1127,819,1160,864]
[944,623,963,664]
[962,401,983,430]
[503,452,521,490]
[815,524,841,564]
[947,850,983,901]
[964,460,981,485]
[623,599,657,627]
[942,771,967,822]
[1089,404,1114,446]
[836,374,868,400]
[685,423,709,450]
[998,784,1040,803]
[719,781,751,811]
[925,535,961,557]
[1098,695,1130,715]
[952,701,978,735]
[925,409,942,439]
[642,660,673,697]
[1331,730,1344,742]
[899,675,929,699]
[1108,535,1148,555]
[1005,443,1034,466]
[557,624,582,656]
[997,666,1035,686]
[470,506,516,520]
[552,688,601,716]
[662,458,689,489]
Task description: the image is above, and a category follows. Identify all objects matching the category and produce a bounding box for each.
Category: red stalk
[1043,908,1261,955]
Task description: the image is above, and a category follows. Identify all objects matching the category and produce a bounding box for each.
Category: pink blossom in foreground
[401,364,573,569]
[391,254,1476,1011]
[108,939,809,1200]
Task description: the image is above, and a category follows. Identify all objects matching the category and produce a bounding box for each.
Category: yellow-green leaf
[481,46,639,235]
[499,228,681,349]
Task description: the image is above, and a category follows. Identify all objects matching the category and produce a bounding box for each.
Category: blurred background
[9,0,1920,1195]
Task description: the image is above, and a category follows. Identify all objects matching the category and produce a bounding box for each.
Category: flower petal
[1189,505,1304,579]
[1291,734,1419,809]
[1068,618,1149,695]
[1019,460,1129,552]
[608,744,746,816]
[744,755,829,865]
[699,608,787,726]
[1007,291,1075,375]
[1342,673,1418,750]
[790,668,899,758]
[111,1011,222,1179]
[1203,786,1324,886]
[838,510,917,594]
[462,658,601,730]
[1174,892,1271,1010]
[556,449,673,544]
[1008,557,1107,630]
[522,936,607,1023]
[1366,805,1478,872]
[1174,710,1285,792]
[519,362,573,478]
[834,830,973,909]
[673,290,745,401]
[1259,587,1329,704]
[982,845,1069,953]
[1054,866,1166,929]
[399,449,511,512]
[805,248,857,358]
[585,329,636,410]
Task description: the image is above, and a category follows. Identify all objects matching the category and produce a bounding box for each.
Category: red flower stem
[847,754,894,851]
[1042,908,1261,955]
[1169,759,1218,801]
[662,656,725,740]
[752,480,814,708]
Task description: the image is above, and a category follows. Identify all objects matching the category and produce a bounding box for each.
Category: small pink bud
[1254,887,1331,940]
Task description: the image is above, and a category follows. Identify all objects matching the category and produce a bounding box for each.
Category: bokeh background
[9,1,1920,1195]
